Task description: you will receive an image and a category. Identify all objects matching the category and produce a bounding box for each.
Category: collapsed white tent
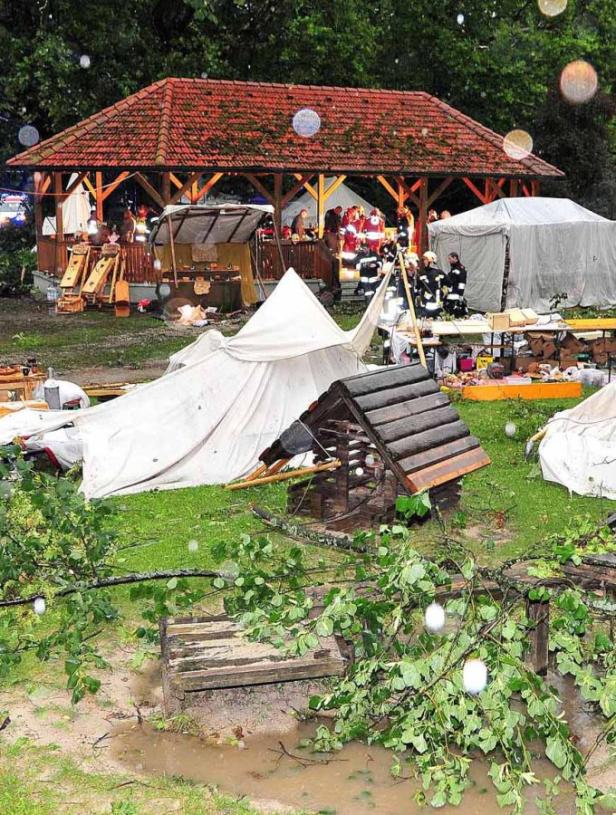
[539,382,616,499]
[428,198,616,313]
[0,269,388,499]
[282,178,377,227]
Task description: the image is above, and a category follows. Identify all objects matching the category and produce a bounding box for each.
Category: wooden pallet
[160,613,347,714]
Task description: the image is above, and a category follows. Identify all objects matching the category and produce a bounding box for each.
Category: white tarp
[150,203,273,246]
[0,268,389,498]
[428,197,616,313]
[42,173,91,236]
[282,179,377,227]
[539,382,616,499]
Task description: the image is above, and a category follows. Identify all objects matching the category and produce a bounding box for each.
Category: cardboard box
[488,312,510,331]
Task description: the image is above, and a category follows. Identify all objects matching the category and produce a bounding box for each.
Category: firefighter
[396,205,414,249]
[444,252,469,317]
[341,206,360,263]
[365,208,385,253]
[416,251,447,318]
[355,244,383,303]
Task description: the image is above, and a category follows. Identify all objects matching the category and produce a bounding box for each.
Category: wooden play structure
[236,364,490,530]
[0,365,45,403]
[160,613,346,714]
[57,242,91,312]
[56,243,129,315]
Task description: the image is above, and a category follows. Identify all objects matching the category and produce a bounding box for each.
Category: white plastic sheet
[0,269,389,498]
[539,382,616,499]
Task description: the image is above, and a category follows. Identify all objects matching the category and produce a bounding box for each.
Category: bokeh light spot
[503,129,533,161]
[292,108,321,138]
[560,59,598,105]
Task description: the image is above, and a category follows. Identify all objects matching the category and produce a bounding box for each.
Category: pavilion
[6,77,563,283]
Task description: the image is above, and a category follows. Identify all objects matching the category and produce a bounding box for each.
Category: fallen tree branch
[251,506,369,553]
[0,569,221,608]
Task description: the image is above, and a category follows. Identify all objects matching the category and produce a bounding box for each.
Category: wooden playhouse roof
[262,364,490,494]
[7,78,563,180]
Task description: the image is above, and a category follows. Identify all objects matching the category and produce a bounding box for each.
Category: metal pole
[398,249,427,369]
[167,214,178,287]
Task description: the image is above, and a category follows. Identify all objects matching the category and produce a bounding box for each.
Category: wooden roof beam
[427,177,453,209]
[462,177,489,205]
[101,171,131,202]
[281,174,315,208]
[191,172,223,203]
[169,172,202,205]
[134,173,166,209]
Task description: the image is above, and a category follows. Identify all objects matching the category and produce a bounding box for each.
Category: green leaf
[316,618,334,637]
[545,737,567,769]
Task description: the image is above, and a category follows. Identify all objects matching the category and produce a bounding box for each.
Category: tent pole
[398,249,427,369]
[167,214,178,286]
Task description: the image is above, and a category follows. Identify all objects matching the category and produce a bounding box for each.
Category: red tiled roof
[7,78,563,179]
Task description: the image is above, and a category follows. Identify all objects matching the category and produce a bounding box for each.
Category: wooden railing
[259,240,335,287]
[37,238,157,283]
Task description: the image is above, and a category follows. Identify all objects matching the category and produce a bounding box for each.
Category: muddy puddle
[112,719,576,815]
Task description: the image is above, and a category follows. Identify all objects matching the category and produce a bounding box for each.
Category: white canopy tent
[150,203,272,246]
[428,198,616,313]
[0,269,389,498]
[282,178,377,227]
[539,382,616,499]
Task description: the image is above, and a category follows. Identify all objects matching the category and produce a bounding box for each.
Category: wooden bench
[160,613,347,714]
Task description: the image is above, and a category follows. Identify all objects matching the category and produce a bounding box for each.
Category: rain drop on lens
[456,13,465,24]
[79,54,91,69]
[560,60,598,105]
[18,125,40,147]
[505,421,517,438]
[33,597,46,615]
[187,539,199,553]
[503,129,533,160]
[463,659,488,695]
[538,0,567,16]
[424,602,446,633]
[292,108,321,138]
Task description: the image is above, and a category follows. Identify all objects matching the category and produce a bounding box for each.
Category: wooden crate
[160,613,347,714]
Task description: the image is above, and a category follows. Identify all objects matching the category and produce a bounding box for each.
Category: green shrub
[0,219,36,295]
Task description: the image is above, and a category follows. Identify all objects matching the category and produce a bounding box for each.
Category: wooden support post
[100,171,130,202]
[162,172,171,206]
[53,172,64,275]
[510,179,519,197]
[531,180,540,196]
[317,174,325,238]
[192,172,223,203]
[273,173,283,233]
[398,250,427,369]
[418,177,428,254]
[462,177,489,205]
[95,171,103,220]
[33,171,45,249]
[134,173,166,209]
[426,177,453,209]
[526,599,549,675]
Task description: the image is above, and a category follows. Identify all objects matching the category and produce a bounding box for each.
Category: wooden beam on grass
[225,459,341,491]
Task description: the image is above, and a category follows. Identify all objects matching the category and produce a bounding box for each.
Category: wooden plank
[526,600,549,676]
[462,381,582,401]
[367,392,450,426]
[342,364,428,397]
[387,420,469,461]
[172,653,346,691]
[398,435,481,475]
[406,447,491,492]
[377,405,459,444]
[355,379,439,413]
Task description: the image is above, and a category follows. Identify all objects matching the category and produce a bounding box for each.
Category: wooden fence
[259,240,336,287]
[37,238,156,283]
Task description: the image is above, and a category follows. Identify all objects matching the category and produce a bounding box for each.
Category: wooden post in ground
[53,172,64,275]
[526,599,550,675]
